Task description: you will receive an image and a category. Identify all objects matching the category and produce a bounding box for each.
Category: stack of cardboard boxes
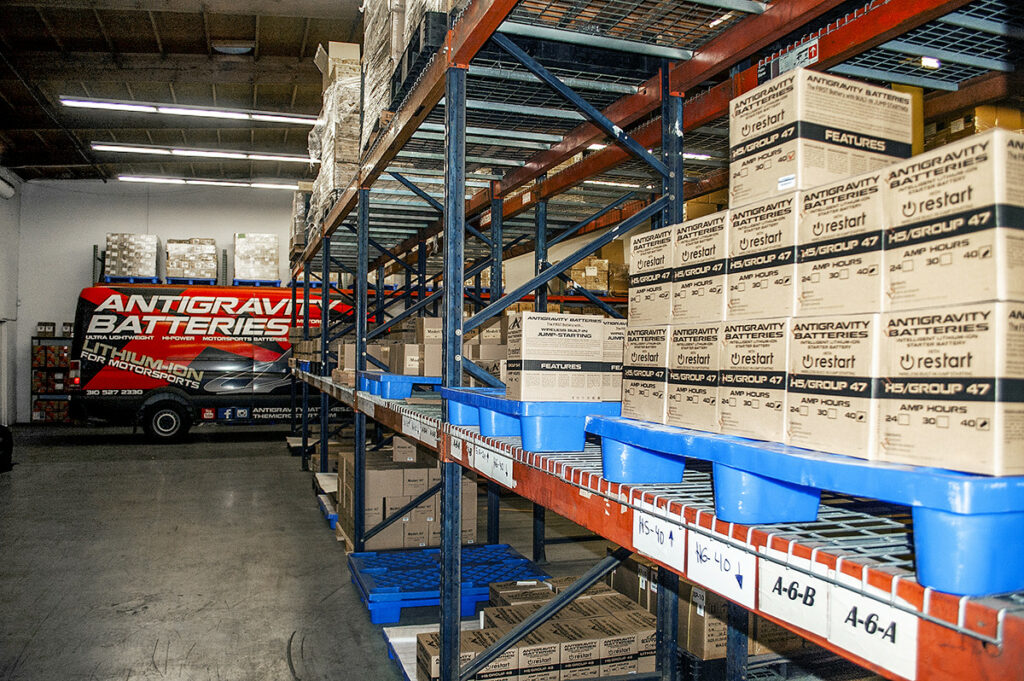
[105,233,159,278]
[620,67,1024,476]
[336,442,477,550]
[417,578,658,681]
[308,42,361,227]
[388,317,443,377]
[233,233,279,282]
[166,238,217,280]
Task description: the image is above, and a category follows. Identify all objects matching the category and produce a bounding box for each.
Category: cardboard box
[720,318,789,442]
[883,129,1024,310]
[568,257,610,292]
[672,210,729,324]
[518,627,561,681]
[586,616,639,677]
[393,435,419,463]
[490,579,552,606]
[416,631,476,681]
[601,319,626,402]
[403,520,430,549]
[613,610,657,674]
[547,621,601,680]
[404,467,429,496]
[166,238,218,280]
[727,193,799,320]
[35,322,55,338]
[621,326,671,423]
[878,302,1024,475]
[464,629,519,680]
[667,323,721,432]
[729,68,912,206]
[787,314,881,459]
[105,232,159,278]
[416,317,443,344]
[628,226,674,327]
[796,170,885,316]
[505,312,605,402]
[468,343,507,361]
[545,577,615,598]
[389,343,422,376]
[925,104,1023,151]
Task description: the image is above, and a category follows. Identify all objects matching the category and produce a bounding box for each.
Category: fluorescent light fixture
[584,179,641,189]
[186,179,252,187]
[250,182,300,190]
[60,96,317,125]
[92,141,316,164]
[921,56,941,69]
[119,175,186,185]
[157,106,249,120]
[91,143,172,155]
[252,113,321,125]
[683,152,714,161]
[587,143,607,151]
[118,175,301,191]
[172,148,247,160]
[61,98,158,113]
[709,12,734,28]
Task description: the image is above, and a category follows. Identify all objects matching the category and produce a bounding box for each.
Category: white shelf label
[490,451,516,489]
[827,572,918,680]
[449,434,463,461]
[686,531,756,609]
[402,414,422,441]
[420,425,438,449]
[632,510,686,574]
[758,548,829,639]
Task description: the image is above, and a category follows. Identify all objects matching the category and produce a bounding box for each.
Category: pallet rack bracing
[291,1,1024,680]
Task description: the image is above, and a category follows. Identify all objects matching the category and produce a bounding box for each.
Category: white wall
[0,169,21,425]
[15,180,293,422]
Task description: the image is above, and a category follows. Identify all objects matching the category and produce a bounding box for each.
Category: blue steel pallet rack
[290,2,1024,681]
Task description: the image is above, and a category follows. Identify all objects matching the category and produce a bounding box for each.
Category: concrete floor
[0,424,606,681]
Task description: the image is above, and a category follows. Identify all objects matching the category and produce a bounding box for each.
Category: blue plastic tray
[348,544,549,624]
[232,278,281,287]
[441,387,620,452]
[359,371,443,399]
[165,277,216,285]
[440,387,506,426]
[585,415,1024,596]
[103,275,161,284]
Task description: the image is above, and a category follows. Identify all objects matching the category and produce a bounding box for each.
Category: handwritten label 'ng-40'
[686,531,756,609]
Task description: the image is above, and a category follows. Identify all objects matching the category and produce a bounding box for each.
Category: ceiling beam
[6,1,359,20]
[4,52,320,84]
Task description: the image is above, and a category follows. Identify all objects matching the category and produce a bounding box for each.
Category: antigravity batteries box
[628,226,674,327]
[796,171,885,315]
[666,323,721,433]
[505,312,605,402]
[729,68,912,206]
[602,319,627,402]
[727,193,799,320]
[720,318,789,442]
[621,326,671,424]
[672,210,728,324]
[883,129,1024,311]
[786,314,881,459]
[878,302,1024,476]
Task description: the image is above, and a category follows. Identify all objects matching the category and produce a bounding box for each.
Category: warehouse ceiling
[0,0,362,182]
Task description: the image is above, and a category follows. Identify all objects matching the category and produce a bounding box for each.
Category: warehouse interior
[2,1,1024,681]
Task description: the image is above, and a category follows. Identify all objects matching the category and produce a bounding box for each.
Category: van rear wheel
[143,403,191,442]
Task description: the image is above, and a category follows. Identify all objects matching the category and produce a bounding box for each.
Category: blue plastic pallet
[441,387,621,452]
[316,494,338,530]
[585,415,1024,596]
[166,277,216,285]
[232,279,281,287]
[348,545,549,624]
[298,360,312,372]
[359,371,442,399]
[103,275,161,284]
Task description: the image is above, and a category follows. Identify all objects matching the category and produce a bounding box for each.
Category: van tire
[143,402,191,442]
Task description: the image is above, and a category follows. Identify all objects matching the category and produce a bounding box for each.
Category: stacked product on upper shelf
[621,66,1024,476]
[233,233,279,283]
[105,233,159,279]
[308,42,361,228]
[166,238,217,281]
